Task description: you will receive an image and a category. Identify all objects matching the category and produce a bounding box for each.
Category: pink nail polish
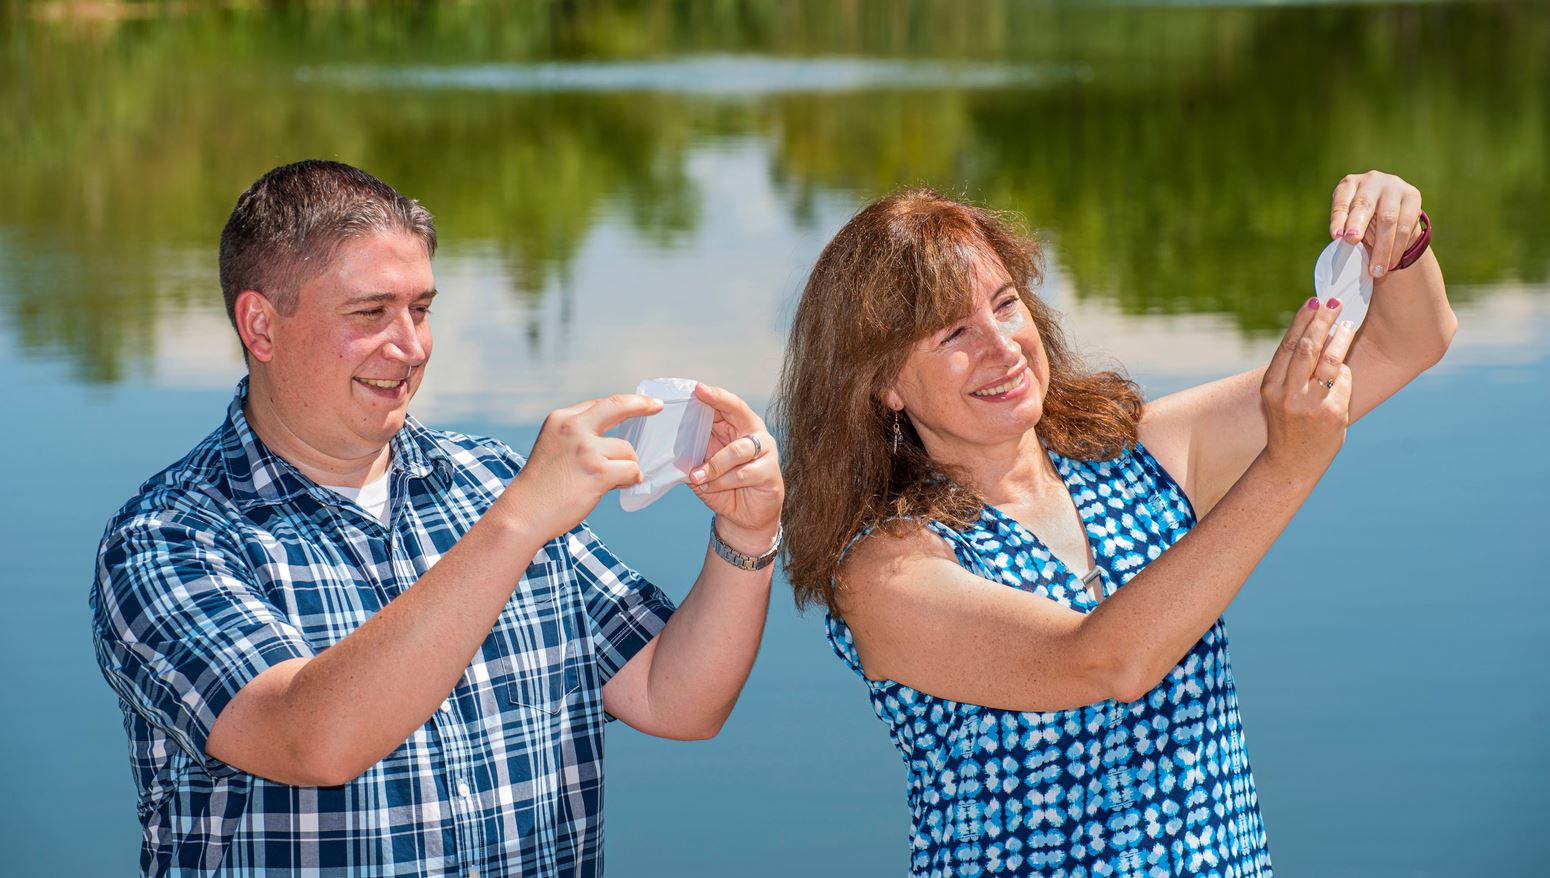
[1327,297,1341,309]
[1307,297,1320,310]
[1344,228,1360,238]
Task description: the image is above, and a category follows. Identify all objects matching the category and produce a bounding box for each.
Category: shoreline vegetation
[1,0,1546,382]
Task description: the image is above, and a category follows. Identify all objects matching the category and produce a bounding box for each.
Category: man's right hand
[505,394,665,542]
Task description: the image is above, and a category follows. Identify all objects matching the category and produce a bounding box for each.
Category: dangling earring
[892,411,902,454]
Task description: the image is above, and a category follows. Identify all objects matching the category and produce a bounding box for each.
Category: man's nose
[383,311,428,364]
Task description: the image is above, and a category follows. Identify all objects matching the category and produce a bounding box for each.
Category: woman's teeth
[971,373,1025,398]
[359,378,403,389]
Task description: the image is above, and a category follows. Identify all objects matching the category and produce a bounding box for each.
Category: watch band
[709,519,781,571]
[1395,209,1431,270]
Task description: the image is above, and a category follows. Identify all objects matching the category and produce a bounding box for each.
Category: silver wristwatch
[709,519,781,571]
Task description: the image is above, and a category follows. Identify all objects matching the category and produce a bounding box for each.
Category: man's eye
[355,308,384,318]
[413,306,433,316]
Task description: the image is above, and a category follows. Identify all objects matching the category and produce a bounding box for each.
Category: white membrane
[617,377,715,512]
[1313,239,1374,333]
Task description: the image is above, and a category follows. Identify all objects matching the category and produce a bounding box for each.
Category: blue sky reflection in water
[1,3,1547,875]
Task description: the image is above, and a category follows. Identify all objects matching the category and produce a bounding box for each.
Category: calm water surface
[2,2,1546,875]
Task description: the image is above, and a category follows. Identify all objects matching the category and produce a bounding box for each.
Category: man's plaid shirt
[91,380,676,877]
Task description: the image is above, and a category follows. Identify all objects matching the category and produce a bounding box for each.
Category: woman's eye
[996,298,1018,314]
[941,327,966,345]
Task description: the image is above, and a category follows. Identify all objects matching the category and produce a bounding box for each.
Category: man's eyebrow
[341,289,438,307]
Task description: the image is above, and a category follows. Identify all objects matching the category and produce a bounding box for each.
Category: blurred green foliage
[1,0,1546,381]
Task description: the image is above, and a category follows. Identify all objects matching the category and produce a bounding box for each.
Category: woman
[773,171,1452,876]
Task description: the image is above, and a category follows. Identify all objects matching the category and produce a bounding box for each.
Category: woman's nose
[986,320,1021,362]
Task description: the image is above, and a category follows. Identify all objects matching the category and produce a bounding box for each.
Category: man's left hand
[687,383,784,551]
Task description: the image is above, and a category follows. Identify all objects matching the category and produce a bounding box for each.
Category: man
[91,160,783,876]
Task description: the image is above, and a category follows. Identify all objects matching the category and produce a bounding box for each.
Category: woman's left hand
[1328,170,1424,278]
[688,382,784,549]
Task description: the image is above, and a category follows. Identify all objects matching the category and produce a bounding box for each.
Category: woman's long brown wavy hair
[771,189,1144,616]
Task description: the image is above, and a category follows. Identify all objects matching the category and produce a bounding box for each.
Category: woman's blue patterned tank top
[827,444,1272,877]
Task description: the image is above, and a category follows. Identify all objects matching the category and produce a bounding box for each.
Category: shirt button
[439,700,452,715]
[457,780,472,797]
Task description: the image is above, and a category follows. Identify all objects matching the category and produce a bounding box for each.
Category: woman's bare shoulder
[836,521,959,611]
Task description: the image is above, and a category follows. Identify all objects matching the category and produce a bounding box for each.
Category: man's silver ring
[1321,378,1335,390]
[746,434,762,457]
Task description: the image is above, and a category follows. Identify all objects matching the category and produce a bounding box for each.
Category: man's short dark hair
[219,160,437,336]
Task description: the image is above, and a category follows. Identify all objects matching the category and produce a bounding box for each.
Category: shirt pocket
[493,553,582,716]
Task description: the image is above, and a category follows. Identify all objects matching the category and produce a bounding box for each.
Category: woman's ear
[883,387,903,413]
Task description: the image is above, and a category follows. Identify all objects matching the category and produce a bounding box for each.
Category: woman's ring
[1321,378,1335,390]
[747,434,762,457]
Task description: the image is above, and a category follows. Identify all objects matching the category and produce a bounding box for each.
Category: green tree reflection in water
[0,0,1545,382]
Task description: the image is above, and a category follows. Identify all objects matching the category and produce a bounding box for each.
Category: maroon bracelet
[1395,209,1431,270]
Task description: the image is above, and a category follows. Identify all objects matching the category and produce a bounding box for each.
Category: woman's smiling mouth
[969,368,1029,400]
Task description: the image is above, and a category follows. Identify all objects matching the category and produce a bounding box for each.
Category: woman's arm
[841,298,1352,712]
[1141,171,1455,518]
[841,448,1322,711]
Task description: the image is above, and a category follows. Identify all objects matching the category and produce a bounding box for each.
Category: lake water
[2,2,1547,874]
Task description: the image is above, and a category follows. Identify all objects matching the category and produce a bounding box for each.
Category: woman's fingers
[1383,190,1423,271]
[1312,319,1357,387]
[1329,175,1360,239]
[1284,298,1343,388]
[1265,297,1325,387]
[1331,171,1423,276]
[1366,184,1420,277]
[1339,178,1377,243]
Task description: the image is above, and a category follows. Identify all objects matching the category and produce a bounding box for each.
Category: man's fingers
[691,431,772,486]
[596,436,638,462]
[602,459,644,490]
[692,457,774,494]
[578,393,664,435]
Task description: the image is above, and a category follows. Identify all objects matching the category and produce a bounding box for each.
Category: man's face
[259,231,436,462]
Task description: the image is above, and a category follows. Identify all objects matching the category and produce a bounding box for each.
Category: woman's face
[885,247,1050,463]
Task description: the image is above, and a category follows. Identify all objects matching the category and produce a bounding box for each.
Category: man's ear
[234,290,278,363]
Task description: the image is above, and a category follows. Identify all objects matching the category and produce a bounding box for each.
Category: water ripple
[297,55,1090,96]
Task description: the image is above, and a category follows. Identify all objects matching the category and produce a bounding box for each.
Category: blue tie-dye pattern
[827,444,1272,877]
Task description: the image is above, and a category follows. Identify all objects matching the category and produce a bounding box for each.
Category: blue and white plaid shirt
[91,379,676,877]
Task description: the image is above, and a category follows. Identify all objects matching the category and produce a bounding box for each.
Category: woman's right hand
[1259,297,1357,473]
